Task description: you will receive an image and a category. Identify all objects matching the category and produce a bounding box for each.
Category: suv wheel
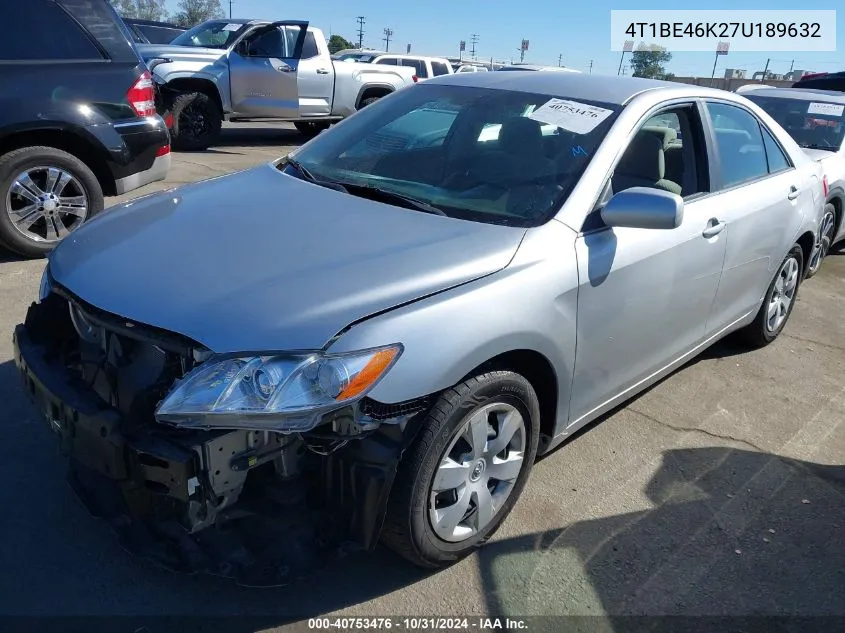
[0,146,103,258]
[382,371,540,568]
[294,121,331,138]
[170,91,222,151]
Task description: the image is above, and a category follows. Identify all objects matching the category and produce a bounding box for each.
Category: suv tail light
[156,144,171,157]
[801,72,828,80]
[412,75,419,83]
[127,71,156,117]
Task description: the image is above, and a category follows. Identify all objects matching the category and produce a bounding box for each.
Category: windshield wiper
[285,158,349,193]
[341,183,449,216]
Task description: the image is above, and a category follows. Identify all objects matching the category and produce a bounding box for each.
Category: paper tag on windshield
[527,99,614,134]
[222,23,242,32]
[808,102,844,116]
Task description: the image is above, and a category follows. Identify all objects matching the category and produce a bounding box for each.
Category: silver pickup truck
[138,19,416,150]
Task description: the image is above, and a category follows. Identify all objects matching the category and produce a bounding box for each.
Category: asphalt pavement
[0,123,843,630]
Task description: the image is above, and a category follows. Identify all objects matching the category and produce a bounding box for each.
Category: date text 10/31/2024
[308,617,529,630]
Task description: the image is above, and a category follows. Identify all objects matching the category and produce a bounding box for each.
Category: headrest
[642,125,678,149]
[616,131,664,181]
[499,116,545,155]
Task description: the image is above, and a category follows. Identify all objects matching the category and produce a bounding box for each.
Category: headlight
[38,265,52,302]
[155,344,402,432]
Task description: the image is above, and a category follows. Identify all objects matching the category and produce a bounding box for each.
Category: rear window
[1,0,103,60]
[402,58,428,78]
[431,61,451,76]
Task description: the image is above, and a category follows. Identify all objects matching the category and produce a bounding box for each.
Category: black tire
[293,121,331,139]
[381,371,540,568]
[737,244,804,348]
[358,96,382,110]
[169,91,222,151]
[806,203,837,279]
[0,146,103,259]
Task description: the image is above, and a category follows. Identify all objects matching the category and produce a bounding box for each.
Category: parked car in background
[123,18,186,44]
[734,84,777,94]
[792,71,845,92]
[744,87,845,274]
[15,73,823,576]
[332,49,386,62]
[368,54,454,81]
[454,64,489,73]
[0,0,170,258]
[138,19,416,148]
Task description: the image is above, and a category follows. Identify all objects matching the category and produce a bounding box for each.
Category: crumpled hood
[50,165,525,353]
[136,43,225,64]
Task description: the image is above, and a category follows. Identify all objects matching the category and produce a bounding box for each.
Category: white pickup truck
[139,19,416,150]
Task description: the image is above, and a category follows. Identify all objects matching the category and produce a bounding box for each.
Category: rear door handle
[787,186,800,200]
[316,68,330,74]
[275,65,294,72]
[702,218,727,238]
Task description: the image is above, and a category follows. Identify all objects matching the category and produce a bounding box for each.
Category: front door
[296,29,334,117]
[228,21,307,118]
[568,105,728,426]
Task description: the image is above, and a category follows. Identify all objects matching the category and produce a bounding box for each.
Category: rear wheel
[293,121,331,139]
[381,371,540,568]
[170,91,222,151]
[737,244,803,348]
[0,146,103,258]
[358,96,382,110]
[806,203,837,278]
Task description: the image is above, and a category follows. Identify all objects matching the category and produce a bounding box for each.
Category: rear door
[296,29,334,117]
[228,21,308,117]
[700,100,804,333]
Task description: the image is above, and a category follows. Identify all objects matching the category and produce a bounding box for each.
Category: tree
[328,35,355,55]
[109,0,167,20]
[170,0,225,28]
[630,47,673,80]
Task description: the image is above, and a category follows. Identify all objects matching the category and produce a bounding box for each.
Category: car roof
[743,87,845,103]
[430,71,689,105]
[375,54,449,61]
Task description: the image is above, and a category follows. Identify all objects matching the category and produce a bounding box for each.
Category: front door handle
[702,218,727,238]
[787,186,800,200]
[316,68,330,74]
[275,64,294,72]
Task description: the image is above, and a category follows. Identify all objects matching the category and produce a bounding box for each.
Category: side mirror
[600,187,684,230]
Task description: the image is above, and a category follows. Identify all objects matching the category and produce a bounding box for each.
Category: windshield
[746,95,845,151]
[170,20,249,49]
[285,84,621,227]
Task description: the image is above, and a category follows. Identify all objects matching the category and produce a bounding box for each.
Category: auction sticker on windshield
[222,23,242,31]
[808,102,845,117]
[528,99,614,134]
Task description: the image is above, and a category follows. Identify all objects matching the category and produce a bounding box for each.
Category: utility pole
[761,57,771,81]
[356,16,366,49]
[789,59,795,72]
[558,54,563,67]
[228,0,234,18]
[588,59,593,74]
[383,27,393,52]
[470,34,479,60]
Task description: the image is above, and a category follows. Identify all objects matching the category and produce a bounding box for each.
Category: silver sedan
[16,72,825,574]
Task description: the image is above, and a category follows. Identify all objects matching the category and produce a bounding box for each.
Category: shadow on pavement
[477,446,845,622]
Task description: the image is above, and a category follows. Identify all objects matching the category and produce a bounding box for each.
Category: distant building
[724,68,746,79]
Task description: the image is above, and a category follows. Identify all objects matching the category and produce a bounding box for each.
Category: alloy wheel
[6,166,88,243]
[766,254,800,332]
[808,208,837,275]
[429,402,526,543]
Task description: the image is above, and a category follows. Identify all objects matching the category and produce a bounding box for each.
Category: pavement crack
[783,333,845,352]
[628,407,767,453]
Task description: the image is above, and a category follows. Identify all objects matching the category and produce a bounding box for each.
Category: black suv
[0,0,171,258]
[792,71,845,92]
[124,18,186,45]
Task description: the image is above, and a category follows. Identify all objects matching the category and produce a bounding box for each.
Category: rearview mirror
[600,187,684,230]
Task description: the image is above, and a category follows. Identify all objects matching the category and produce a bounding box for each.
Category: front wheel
[381,371,540,568]
[293,121,331,139]
[170,91,222,151]
[737,244,803,348]
[806,203,837,278]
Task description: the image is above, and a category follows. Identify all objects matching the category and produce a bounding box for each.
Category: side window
[1,0,102,60]
[610,106,706,199]
[300,31,319,59]
[706,102,769,188]
[375,57,398,65]
[431,61,450,76]
[761,127,792,174]
[402,59,428,78]
[245,28,285,57]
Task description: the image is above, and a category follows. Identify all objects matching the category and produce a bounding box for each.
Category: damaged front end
[13,284,430,585]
